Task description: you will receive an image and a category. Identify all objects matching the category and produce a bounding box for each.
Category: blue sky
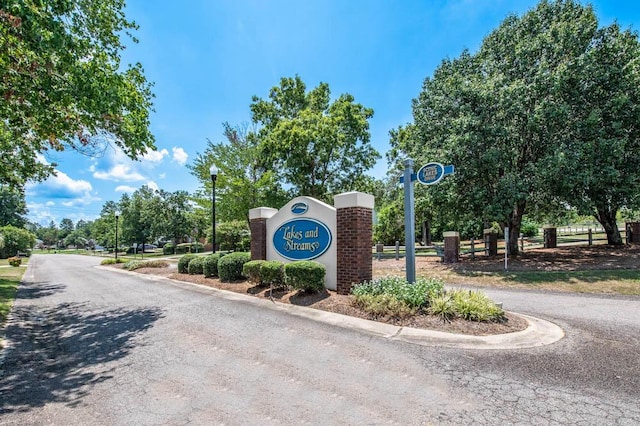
[25,0,640,226]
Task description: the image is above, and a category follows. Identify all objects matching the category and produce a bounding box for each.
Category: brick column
[335,192,374,295]
[443,231,459,263]
[249,207,277,260]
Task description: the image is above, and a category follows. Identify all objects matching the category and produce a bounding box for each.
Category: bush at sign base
[204,253,224,278]
[260,260,285,286]
[218,252,251,282]
[178,254,197,273]
[285,261,326,293]
[188,256,205,275]
[243,260,265,284]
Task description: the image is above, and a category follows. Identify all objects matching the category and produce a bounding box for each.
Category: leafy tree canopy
[389,0,639,251]
[0,185,27,227]
[189,122,287,223]
[0,0,155,186]
[250,76,380,202]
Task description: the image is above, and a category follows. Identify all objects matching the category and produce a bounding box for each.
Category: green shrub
[8,256,21,267]
[428,294,456,322]
[123,260,169,271]
[175,242,204,255]
[261,261,285,287]
[216,220,251,251]
[520,221,539,238]
[218,252,251,281]
[123,260,143,270]
[243,260,265,284]
[352,294,416,318]
[178,254,197,273]
[284,261,326,292]
[163,243,175,255]
[204,253,224,278]
[449,289,505,322]
[351,276,444,309]
[100,258,125,265]
[0,225,36,259]
[188,256,205,275]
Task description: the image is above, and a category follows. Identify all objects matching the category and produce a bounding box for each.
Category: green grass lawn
[0,266,25,328]
[433,269,640,295]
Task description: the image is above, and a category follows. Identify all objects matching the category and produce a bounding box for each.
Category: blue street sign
[416,162,455,185]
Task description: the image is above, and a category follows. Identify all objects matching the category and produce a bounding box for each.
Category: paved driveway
[1,254,638,424]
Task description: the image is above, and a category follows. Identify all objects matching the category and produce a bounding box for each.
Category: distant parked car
[132,243,157,252]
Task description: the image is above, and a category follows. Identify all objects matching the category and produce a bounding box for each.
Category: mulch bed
[127,266,528,336]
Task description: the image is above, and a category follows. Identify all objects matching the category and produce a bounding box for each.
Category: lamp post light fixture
[209,165,218,253]
[115,210,121,260]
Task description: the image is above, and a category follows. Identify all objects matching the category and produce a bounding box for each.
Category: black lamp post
[115,210,120,260]
[209,165,218,253]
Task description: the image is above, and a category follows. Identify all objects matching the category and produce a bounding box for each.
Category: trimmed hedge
[163,243,175,255]
[218,252,251,282]
[188,256,205,275]
[100,258,125,265]
[261,261,285,287]
[243,260,265,284]
[123,260,169,271]
[175,242,204,255]
[203,253,224,278]
[178,254,197,273]
[8,256,21,267]
[285,261,326,293]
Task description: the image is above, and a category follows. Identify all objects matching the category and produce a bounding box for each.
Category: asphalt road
[1,254,639,425]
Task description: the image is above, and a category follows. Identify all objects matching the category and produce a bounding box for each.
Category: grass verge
[423,269,640,295]
[0,266,25,328]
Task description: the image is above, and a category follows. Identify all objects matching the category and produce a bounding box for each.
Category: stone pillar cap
[443,231,459,238]
[249,207,278,220]
[334,191,374,209]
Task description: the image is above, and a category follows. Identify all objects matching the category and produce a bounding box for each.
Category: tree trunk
[596,208,623,245]
[507,200,526,256]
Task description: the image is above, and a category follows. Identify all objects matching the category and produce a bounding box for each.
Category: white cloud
[146,180,159,191]
[45,201,55,207]
[142,148,169,163]
[115,185,137,193]
[27,170,93,199]
[93,164,145,182]
[172,147,188,166]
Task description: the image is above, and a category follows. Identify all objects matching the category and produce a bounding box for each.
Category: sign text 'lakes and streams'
[273,218,332,261]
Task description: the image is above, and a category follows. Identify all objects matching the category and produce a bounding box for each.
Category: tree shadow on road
[0,300,163,414]
[15,280,66,299]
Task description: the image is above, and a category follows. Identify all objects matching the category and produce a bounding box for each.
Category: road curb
[99,266,565,350]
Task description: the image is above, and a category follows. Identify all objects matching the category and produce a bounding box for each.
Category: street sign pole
[400,159,455,284]
[403,159,416,283]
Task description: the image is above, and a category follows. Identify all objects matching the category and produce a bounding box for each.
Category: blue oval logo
[273,218,332,261]
[417,162,444,185]
[291,202,308,215]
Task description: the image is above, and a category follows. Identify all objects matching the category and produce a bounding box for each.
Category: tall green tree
[91,201,119,248]
[37,220,58,248]
[250,76,380,202]
[151,189,195,244]
[58,218,75,240]
[190,122,286,224]
[0,0,155,186]
[549,23,640,244]
[391,0,599,254]
[0,185,27,227]
[120,186,156,249]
